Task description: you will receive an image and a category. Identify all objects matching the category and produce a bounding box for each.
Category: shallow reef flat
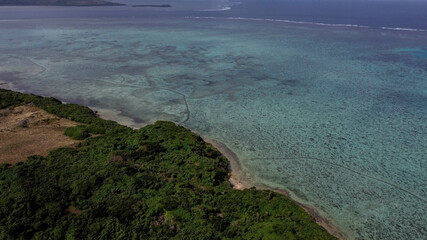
[0,89,336,239]
[0,18,426,239]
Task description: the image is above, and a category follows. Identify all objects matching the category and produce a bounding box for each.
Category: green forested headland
[0,89,336,239]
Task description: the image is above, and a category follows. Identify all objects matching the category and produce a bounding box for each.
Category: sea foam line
[186,16,369,28]
[198,7,231,12]
[186,16,427,32]
[381,27,427,32]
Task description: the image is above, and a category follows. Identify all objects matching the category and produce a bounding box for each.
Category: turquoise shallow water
[0,18,426,239]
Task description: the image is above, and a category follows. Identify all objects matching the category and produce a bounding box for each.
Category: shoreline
[0,86,346,238]
[88,105,347,239]
[1,87,347,239]
[90,106,149,129]
[202,136,347,240]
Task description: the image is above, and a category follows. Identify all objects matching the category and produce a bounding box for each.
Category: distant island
[132,4,171,8]
[0,0,124,6]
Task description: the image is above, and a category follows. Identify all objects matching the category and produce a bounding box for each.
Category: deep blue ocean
[1,0,427,30]
[214,0,427,30]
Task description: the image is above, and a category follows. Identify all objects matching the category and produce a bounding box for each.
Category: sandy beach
[202,136,347,240]
[64,105,346,239]
[90,106,149,129]
[0,96,347,239]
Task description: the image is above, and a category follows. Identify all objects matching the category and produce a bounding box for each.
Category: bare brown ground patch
[65,206,82,215]
[0,104,79,164]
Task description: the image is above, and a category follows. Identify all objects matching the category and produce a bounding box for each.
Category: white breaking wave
[199,7,232,12]
[186,16,427,32]
[186,16,369,28]
[381,27,427,32]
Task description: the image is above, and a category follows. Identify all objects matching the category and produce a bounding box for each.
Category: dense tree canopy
[0,89,336,239]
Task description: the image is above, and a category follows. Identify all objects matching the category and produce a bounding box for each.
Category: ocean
[0,1,426,239]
